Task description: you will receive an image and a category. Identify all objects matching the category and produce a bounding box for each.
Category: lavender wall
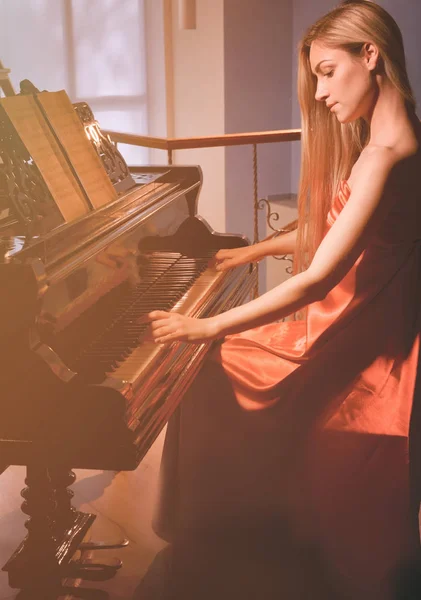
[382,1,421,104]
[223,0,293,289]
[223,0,293,238]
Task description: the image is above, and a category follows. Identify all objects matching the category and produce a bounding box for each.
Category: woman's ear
[363,42,379,72]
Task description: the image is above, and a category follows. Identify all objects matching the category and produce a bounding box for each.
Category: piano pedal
[79,538,129,551]
[65,556,123,581]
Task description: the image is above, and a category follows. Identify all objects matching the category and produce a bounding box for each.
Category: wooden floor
[0,430,167,600]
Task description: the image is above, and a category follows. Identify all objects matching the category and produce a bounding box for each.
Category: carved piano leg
[2,465,106,597]
[2,465,61,590]
[48,466,126,581]
[48,467,95,536]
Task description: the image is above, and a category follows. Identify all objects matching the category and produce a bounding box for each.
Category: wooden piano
[0,83,256,596]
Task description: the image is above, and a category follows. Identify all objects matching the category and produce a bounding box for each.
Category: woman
[144,2,421,598]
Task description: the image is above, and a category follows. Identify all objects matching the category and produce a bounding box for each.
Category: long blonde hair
[295,0,416,274]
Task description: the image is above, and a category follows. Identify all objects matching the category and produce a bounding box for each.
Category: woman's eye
[325,71,334,78]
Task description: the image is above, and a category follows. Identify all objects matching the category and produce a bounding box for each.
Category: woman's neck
[366,78,415,149]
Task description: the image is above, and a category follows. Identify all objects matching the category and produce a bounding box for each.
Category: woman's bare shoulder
[348,142,421,190]
[348,146,400,189]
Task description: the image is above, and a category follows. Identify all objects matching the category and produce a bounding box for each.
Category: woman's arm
[149,147,399,343]
[259,228,298,255]
[214,228,297,271]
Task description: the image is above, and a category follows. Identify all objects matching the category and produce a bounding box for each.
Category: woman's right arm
[214,228,297,271]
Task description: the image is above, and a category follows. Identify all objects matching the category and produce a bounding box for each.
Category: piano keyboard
[72,251,221,383]
[107,258,234,384]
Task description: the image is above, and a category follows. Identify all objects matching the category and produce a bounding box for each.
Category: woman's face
[309,40,377,123]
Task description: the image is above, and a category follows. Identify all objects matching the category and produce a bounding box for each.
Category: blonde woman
[144,1,421,598]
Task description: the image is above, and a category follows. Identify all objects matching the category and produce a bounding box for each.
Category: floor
[2,432,421,600]
[0,430,167,600]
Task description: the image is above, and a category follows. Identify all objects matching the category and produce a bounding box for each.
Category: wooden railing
[103,128,301,163]
[103,128,302,295]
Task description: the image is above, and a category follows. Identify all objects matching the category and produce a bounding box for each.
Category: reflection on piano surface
[0,84,256,595]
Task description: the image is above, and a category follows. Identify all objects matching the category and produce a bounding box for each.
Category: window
[0,0,149,164]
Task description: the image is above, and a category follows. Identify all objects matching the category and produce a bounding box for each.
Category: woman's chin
[336,107,366,124]
[336,112,355,124]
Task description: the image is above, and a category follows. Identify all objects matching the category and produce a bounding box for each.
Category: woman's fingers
[151,325,174,337]
[214,248,233,259]
[214,250,235,264]
[216,258,240,271]
[148,310,171,321]
[214,247,256,271]
[146,311,212,344]
[152,322,184,343]
[155,334,179,344]
[150,319,171,331]
[146,311,182,342]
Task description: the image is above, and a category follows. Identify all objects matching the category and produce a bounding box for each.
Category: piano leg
[48,466,95,537]
[48,466,127,582]
[2,465,62,590]
[2,464,109,596]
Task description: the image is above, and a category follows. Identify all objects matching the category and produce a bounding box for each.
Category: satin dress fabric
[152,181,421,599]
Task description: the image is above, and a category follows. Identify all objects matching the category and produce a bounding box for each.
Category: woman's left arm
[148,148,399,343]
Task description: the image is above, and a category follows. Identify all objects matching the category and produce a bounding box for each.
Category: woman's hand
[213,245,261,271]
[148,311,220,344]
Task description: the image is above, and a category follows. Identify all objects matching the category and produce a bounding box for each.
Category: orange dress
[153,181,421,599]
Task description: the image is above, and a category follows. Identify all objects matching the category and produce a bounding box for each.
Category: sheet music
[0,95,90,222]
[37,91,117,210]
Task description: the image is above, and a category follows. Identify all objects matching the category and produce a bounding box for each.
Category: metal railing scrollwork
[257,197,295,274]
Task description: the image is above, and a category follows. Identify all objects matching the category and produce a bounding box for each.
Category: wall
[224,0,293,290]
[169,0,226,233]
[382,0,421,103]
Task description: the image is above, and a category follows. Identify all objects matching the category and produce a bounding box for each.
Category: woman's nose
[315,82,328,102]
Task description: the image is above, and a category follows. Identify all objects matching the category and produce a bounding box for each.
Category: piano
[0,89,256,594]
